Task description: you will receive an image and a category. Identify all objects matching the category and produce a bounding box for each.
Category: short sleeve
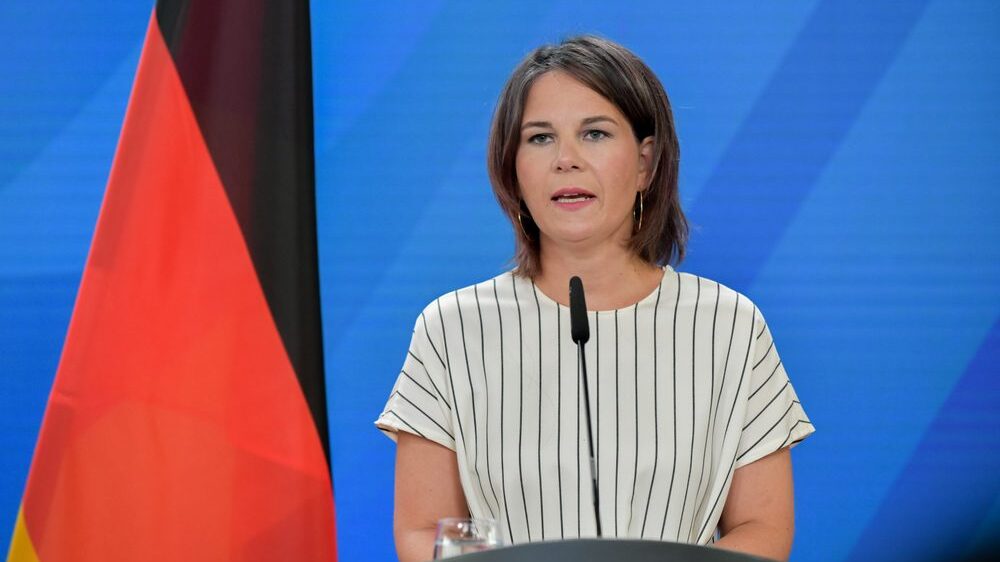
[734,307,815,468]
[375,309,456,451]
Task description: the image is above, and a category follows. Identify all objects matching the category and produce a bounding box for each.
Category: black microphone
[569,276,601,537]
[569,277,590,344]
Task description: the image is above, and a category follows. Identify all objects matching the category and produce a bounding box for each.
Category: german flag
[7,1,336,560]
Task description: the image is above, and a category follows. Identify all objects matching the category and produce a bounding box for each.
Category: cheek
[601,147,641,187]
[515,153,546,197]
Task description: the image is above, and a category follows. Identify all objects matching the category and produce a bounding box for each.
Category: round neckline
[524,265,674,313]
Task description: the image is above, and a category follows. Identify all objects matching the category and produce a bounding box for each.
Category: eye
[584,129,610,141]
[527,133,552,145]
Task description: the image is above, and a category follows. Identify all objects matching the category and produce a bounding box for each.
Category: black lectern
[446,538,772,562]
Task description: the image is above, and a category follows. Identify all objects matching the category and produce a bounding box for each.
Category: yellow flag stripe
[6,506,40,562]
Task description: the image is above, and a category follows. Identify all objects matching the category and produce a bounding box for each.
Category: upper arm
[719,447,794,549]
[394,432,469,537]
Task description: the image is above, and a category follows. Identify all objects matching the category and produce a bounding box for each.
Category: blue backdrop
[1,2,998,561]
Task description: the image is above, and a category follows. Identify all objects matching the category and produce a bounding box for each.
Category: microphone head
[569,276,590,344]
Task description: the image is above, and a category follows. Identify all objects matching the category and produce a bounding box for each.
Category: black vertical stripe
[629,303,639,531]
[576,336,581,537]
[719,309,758,451]
[677,277,700,540]
[511,280,531,541]
[557,303,565,538]
[614,309,620,535]
[437,300,466,447]
[691,282,721,537]
[697,453,737,541]
[474,285,503,522]
[455,290,495,521]
[660,272,682,539]
[639,282,663,536]
[710,295,741,446]
[707,310,763,546]
[595,310,600,487]
[531,283,546,538]
[156,1,328,463]
[493,279,514,544]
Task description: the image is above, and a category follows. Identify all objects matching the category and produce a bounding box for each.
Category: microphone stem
[578,343,602,537]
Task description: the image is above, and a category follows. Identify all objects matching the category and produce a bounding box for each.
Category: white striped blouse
[376,266,814,546]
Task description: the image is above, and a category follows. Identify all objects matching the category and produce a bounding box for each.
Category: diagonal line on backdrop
[845,316,1000,562]
[0,4,148,194]
[683,0,930,293]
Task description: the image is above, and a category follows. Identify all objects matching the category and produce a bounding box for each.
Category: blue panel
[749,1,1000,558]
[0,1,148,539]
[0,2,150,195]
[685,0,929,293]
[847,319,1000,561]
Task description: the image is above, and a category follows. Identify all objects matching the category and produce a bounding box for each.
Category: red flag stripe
[156,1,330,460]
[19,13,334,560]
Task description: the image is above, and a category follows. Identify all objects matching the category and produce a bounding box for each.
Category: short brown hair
[487,35,687,278]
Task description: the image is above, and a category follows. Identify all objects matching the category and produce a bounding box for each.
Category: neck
[532,240,663,310]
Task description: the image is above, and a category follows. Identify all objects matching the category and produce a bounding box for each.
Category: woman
[376,36,814,561]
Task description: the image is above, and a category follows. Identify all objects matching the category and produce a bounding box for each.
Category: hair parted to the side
[487,35,688,278]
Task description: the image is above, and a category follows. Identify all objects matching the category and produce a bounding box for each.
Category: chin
[542,228,598,246]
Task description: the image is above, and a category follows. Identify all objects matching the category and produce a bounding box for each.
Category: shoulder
[415,270,521,327]
[673,268,761,323]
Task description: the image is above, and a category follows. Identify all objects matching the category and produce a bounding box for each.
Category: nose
[553,140,583,172]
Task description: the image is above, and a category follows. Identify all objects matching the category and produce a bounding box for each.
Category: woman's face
[516,71,653,254]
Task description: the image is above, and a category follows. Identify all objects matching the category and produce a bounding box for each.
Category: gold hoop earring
[517,198,538,241]
[634,192,644,232]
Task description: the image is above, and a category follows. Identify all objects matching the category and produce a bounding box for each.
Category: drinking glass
[432,517,503,559]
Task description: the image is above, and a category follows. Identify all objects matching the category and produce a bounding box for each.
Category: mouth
[551,188,596,204]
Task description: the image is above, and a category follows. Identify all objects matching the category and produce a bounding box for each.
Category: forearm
[395,528,437,562]
[394,434,469,562]
[714,520,792,561]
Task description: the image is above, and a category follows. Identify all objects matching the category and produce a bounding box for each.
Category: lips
[551,187,596,203]
[550,187,596,212]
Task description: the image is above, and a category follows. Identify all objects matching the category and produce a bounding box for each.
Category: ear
[637,136,655,191]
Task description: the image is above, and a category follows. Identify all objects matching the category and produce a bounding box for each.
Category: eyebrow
[520,115,620,130]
